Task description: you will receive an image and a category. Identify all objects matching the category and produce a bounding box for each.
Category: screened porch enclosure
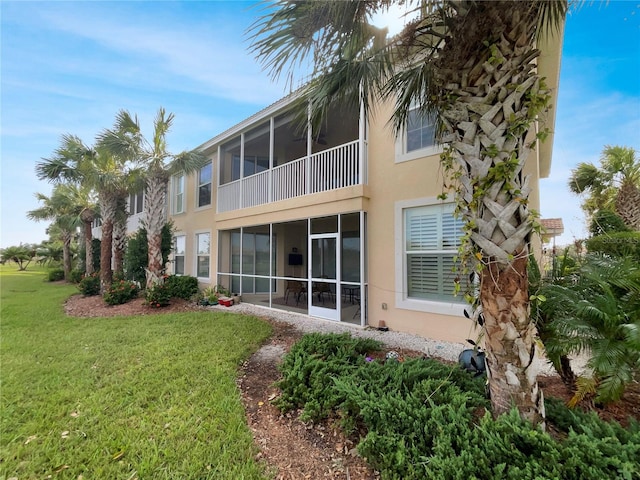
[217,213,367,325]
[217,103,365,213]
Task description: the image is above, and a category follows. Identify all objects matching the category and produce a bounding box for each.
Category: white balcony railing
[218,140,365,213]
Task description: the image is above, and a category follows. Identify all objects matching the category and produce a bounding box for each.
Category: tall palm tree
[36,134,132,291]
[98,108,208,289]
[569,146,640,230]
[64,182,98,275]
[27,184,80,280]
[251,0,566,425]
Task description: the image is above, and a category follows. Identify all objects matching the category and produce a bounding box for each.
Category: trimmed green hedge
[586,231,640,261]
[276,333,640,480]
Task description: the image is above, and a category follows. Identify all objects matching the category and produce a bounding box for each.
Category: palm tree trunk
[80,209,95,275]
[616,181,640,230]
[99,193,117,292]
[480,253,543,424]
[61,230,72,281]
[112,217,127,278]
[436,3,549,425]
[112,195,128,278]
[144,175,167,289]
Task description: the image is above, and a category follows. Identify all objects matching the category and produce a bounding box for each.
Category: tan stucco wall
[169,89,549,344]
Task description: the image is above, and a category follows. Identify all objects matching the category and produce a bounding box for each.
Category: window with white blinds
[173,175,184,214]
[405,204,464,302]
[173,235,186,275]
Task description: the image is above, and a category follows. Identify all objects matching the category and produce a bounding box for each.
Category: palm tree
[569,146,640,230]
[59,182,98,275]
[36,134,132,291]
[97,108,208,289]
[251,0,567,425]
[27,184,81,279]
[541,254,640,405]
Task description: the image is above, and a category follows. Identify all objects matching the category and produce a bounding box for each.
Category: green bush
[586,231,640,262]
[78,238,101,274]
[165,275,199,300]
[69,269,84,284]
[276,333,640,480]
[541,254,640,403]
[124,224,173,285]
[46,268,65,282]
[275,333,384,420]
[145,282,171,308]
[77,273,100,296]
[103,279,139,305]
[589,209,630,236]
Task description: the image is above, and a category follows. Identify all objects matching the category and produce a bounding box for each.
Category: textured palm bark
[616,181,640,230]
[112,215,127,277]
[144,175,168,289]
[99,193,117,292]
[61,231,72,281]
[481,253,543,425]
[80,209,95,275]
[435,3,548,424]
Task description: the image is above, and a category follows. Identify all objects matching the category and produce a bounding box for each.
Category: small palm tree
[27,184,81,280]
[542,255,640,405]
[569,146,640,230]
[98,108,208,289]
[250,0,567,425]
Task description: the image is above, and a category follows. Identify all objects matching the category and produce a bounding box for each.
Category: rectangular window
[196,233,210,278]
[232,154,269,179]
[198,162,212,208]
[173,175,184,214]
[129,191,144,215]
[404,204,464,302]
[406,108,436,153]
[174,235,186,275]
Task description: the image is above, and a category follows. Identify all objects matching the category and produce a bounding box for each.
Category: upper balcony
[215,101,366,213]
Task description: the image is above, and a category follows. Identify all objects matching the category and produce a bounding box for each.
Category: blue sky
[1,1,639,249]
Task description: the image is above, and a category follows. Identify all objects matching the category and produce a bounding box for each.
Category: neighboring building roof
[541,218,564,237]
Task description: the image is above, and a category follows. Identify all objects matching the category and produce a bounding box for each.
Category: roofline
[196,89,305,154]
[537,22,565,179]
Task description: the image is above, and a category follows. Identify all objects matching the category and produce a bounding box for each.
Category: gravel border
[210,302,565,376]
[210,302,468,363]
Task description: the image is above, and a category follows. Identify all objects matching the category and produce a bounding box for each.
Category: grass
[0,265,273,479]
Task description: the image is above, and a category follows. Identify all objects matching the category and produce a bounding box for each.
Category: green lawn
[0,266,272,479]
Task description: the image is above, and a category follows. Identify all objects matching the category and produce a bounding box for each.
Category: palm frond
[168,150,209,177]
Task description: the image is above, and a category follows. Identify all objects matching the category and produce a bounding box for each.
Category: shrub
[46,268,65,282]
[78,238,101,274]
[77,273,100,296]
[541,254,640,404]
[589,209,630,236]
[69,269,84,284]
[586,231,640,262]
[124,223,173,285]
[165,275,199,300]
[103,279,139,306]
[145,282,171,308]
[276,333,640,480]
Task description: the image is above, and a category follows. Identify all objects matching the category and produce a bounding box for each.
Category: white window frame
[172,175,185,214]
[395,106,442,163]
[196,161,213,209]
[173,234,186,276]
[195,231,211,281]
[394,197,466,316]
[129,190,144,215]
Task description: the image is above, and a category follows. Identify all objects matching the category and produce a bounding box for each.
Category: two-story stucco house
[166,37,561,343]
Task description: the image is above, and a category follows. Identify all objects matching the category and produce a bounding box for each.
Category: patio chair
[284,280,306,306]
[312,281,334,304]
